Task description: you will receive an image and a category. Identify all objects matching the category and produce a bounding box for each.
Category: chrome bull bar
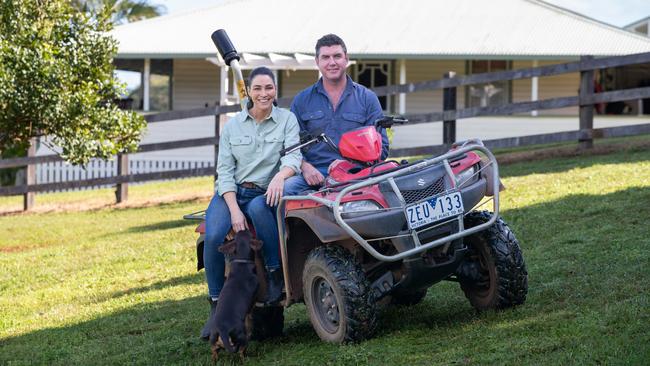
[276,141,500,304]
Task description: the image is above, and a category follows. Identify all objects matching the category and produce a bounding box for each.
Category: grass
[1,138,649,365]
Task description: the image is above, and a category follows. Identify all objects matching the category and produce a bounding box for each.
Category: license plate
[405,191,464,229]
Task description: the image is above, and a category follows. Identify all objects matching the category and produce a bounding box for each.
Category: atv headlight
[455,164,478,187]
[339,200,382,214]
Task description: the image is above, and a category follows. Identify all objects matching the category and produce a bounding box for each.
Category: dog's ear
[250,239,263,251]
[218,239,237,255]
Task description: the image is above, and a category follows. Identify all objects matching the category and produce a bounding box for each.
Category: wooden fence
[2,52,650,211]
[35,159,211,187]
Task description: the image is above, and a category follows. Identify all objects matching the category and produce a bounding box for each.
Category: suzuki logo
[417,178,426,186]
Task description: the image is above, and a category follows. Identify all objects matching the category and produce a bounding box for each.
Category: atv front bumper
[280,142,501,263]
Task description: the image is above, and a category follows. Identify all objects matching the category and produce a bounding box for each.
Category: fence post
[116,153,128,203]
[579,56,595,149]
[443,71,457,144]
[23,138,36,211]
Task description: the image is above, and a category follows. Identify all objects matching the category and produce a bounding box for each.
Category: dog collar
[230,259,254,264]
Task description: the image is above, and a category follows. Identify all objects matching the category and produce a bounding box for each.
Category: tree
[0,0,146,165]
[72,0,166,24]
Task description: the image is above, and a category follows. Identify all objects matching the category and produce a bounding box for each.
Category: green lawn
[1,140,649,365]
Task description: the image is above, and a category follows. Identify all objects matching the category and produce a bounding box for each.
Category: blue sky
[157,0,650,28]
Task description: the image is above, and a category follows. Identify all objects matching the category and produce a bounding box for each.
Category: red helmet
[338,126,382,163]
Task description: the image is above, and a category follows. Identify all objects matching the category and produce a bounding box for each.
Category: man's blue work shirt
[290,76,388,171]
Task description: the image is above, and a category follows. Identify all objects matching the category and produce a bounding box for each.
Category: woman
[200,66,301,339]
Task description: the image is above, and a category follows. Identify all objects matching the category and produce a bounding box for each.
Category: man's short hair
[315,34,347,58]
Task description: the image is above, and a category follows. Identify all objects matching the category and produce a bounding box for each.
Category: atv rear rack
[183,210,206,221]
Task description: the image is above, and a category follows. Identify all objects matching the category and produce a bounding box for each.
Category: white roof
[112,0,650,59]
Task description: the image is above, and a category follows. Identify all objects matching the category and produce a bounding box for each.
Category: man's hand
[302,161,324,186]
[265,173,285,206]
[229,207,248,232]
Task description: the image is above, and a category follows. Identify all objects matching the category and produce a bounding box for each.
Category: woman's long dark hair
[247,66,278,109]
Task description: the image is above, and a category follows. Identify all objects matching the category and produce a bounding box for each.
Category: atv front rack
[277,141,500,302]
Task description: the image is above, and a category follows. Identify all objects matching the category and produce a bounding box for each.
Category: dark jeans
[203,185,280,298]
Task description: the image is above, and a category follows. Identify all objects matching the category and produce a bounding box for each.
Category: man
[284,34,389,195]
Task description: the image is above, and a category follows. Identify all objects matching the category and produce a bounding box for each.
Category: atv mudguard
[285,206,349,243]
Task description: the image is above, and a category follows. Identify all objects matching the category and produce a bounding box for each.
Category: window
[353,61,391,111]
[149,60,172,111]
[114,59,173,111]
[114,59,143,110]
[466,60,511,108]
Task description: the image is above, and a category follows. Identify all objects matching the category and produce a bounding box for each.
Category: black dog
[209,229,262,362]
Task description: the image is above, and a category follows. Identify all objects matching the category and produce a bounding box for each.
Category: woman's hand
[265,173,285,206]
[222,191,247,232]
[230,207,248,232]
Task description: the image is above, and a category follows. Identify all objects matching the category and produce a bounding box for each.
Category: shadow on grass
[2,187,649,365]
[0,292,479,366]
[92,272,205,304]
[0,296,216,365]
[499,144,650,178]
[125,219,198,234]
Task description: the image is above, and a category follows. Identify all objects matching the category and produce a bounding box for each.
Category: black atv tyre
[303,245,376,343]
[389,288,428,306]
[251,305,284,340]
[460,211,528,311]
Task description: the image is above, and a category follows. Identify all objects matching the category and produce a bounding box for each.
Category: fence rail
[0,137,218,169]
[0,166,214,196]
[3,51,650,210]
[389,122,650,157]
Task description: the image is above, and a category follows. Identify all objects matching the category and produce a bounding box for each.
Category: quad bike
[184,29,528,344]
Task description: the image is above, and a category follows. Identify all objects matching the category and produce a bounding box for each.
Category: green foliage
[0,144,26,186]
[71,0,166,25]
[0,0,146,165]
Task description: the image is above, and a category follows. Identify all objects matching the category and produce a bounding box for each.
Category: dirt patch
[0,191,212,216]
[0,243,54,253]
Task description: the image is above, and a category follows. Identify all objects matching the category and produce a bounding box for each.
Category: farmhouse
[111,0,650,116]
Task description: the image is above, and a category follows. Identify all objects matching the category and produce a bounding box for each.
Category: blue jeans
[204,185,280,298]
[283,166,329,196]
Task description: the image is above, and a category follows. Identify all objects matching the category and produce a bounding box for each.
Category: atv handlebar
[279,116,408,157]
[279,132,334,157]
[375,115,408,130]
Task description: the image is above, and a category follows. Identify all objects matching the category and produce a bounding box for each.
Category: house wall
[512,60,579,115]
[169,58,580,116]
[173,59,220,110]
[274,61,470,114]
[279,70,319,98]
[403,60,467,114]
[398,59,579,116]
